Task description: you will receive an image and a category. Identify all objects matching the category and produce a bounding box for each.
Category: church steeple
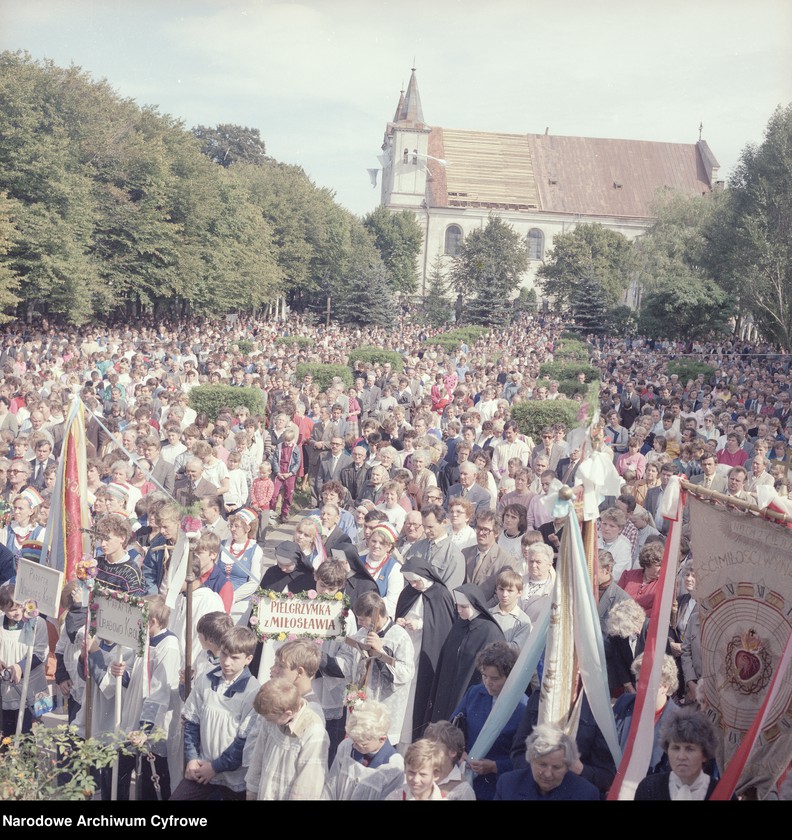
[393,88,405,123]
[395,68,425,127]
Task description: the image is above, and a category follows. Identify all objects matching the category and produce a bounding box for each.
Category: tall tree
[192,124,268,168]
[714,105,792,347]
[332,226,394,326]
[362,206,422,295]
[0,194,21,321]
[422,253,453,327]
[538,223,634,311]
[450,215,528,325]
[637,276,731,340]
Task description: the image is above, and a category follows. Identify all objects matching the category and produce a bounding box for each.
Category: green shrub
[235,339,255,355]
[556,379,590,399]
[510,399,581,442]
[347,347,404,373]
[423,326,487,351]
[560,330,584,342]
[554,339,590,362]
[275,335,315,349]
[666,359,716,385]
[189,385,265,421]
[538,361,600,382]
[295,363,353,392]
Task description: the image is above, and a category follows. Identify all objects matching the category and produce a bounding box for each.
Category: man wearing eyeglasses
[462,512,511,606]
[4,459,31,504]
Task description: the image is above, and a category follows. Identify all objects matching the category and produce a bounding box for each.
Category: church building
[378,69,721,299]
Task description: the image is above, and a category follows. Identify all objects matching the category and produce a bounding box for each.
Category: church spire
[393,88,405,123]
[395,67,425,127]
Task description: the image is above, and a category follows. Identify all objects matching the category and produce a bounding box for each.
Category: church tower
[380,68,431,209]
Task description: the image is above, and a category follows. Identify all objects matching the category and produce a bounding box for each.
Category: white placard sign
[256,594,346,638]
[14,558,64,617]
[92,589,147,649]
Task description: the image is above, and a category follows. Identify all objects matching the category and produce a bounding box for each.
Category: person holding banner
[0,582,48,737]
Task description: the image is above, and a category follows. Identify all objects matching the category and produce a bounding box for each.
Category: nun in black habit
[424,583,505,725]
[395,554,456,745]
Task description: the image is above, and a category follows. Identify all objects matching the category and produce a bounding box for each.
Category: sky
[1,0,790,217]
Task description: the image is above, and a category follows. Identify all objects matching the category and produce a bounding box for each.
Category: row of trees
[0,51,424,326]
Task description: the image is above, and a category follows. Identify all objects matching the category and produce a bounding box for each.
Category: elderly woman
[617,541,664,618]
[495,723,599,800]
[605,598,648,697]
[363,522,404,620]
[412,449,438,498]
[520,541,556,624]
[635,711,719,800]
[447,496,477,550]
[451,642,526,800]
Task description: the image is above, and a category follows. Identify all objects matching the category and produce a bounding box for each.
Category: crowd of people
[0,311,789,801]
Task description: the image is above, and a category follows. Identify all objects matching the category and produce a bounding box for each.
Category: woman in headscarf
[425,583,504,725]
[395,555,456,746]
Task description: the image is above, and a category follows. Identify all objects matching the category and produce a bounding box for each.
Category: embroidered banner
[689,496,792,797]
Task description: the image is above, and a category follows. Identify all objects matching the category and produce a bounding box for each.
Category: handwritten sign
[14,558,63,617]
[254,592,346,640]
[92,590,147,649]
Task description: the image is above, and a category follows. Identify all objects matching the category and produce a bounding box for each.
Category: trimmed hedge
[538,361,600,382]
[347,347,404,373]
[666,359,716,385]
[557,379,590,399]
[295,363,353,392]
[554,338,591,362]
[423,326,487,352]
[235,339,255,355]
[510,400,581,442]
[189,385,265,421]
[274,335,315,349]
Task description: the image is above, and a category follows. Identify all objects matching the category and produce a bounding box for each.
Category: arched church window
[403,148,409,164]
[527,228,544,260]
[444,225,463,257]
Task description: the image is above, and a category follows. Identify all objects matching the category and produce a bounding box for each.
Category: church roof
[425,127,717,218]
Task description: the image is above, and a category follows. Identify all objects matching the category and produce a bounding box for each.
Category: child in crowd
[0,582,49,738]
[224,451,249,515]
[250,460,274,545]
[386,739,447,800]
[323,700,404,800]
[117,595,180,800]
[424,720,477,800]
[244,678,329,800]
[337,592,414,745]
[313,560,358,758]
[54,580,87,724]
[172,626,260,801]
[96,514,145,595]
[490,569,533,650]
[269,639,325,726]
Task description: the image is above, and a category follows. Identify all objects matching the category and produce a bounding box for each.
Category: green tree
[192,124,268,167]
[538,223,634,310]
[421,254,453,326]
[513,286,538,315]
[362,206,422,295]
[714,105,792,347]
[450,215,528,325]
[0,193,21,321]
[637,275,731,340]
[332,226,394,326]
[571,273,609,334]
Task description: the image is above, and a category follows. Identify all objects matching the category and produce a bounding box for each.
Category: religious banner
[689,496,792,797]
[14,558,64,618]
[250,589,349,641]
[41,398,91,582]
[90,585,149,654]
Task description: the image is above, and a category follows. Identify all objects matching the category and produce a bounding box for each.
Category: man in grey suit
[144,435,176,496]
[447,461,491,522]
[689,453,727,494]
[462,510,512,605]
[315,436,352,498]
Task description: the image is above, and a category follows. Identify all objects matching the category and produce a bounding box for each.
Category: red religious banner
[689,496,792,797]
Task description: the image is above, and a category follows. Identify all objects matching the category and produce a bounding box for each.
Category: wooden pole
[679,478,791,523]
[183,536,197,702]
[14,643,35,740]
